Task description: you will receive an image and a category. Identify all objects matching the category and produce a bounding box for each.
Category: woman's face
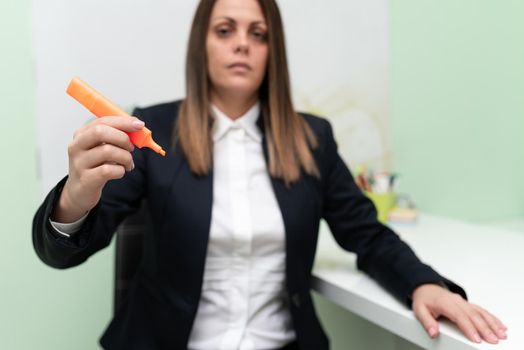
[206,0,269,98]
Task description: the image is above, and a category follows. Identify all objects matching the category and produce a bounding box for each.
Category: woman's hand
[52,116,144,223]
[412,283,507,344]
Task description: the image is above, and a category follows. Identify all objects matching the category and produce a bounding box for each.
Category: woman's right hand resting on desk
[51,116,145,223]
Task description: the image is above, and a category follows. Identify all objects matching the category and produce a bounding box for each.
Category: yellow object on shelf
[365,191,396,224]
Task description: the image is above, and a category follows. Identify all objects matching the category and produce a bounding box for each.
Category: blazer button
[291,293,301,308]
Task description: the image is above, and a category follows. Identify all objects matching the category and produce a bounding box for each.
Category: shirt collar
[211,102,262,142]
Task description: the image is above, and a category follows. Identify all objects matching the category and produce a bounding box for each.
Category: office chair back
[114,200,147,314]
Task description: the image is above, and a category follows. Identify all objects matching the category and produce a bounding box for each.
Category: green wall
[391,0,524,222]
[0,1,112,349]
[1,1,523,350]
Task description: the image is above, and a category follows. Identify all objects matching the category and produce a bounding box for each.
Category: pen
[66,76,166,156]
[389,174,398,192]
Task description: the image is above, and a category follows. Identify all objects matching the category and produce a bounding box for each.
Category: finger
[84,163,127,188]
[473,306,507,339]
[75,122,137,152]
[95,115,145,133]
[440,305,482,344]
[436,294,481,343]
[413,303,440,338]
[74,115,144,138]
[78,143,134,172]
[467,309,500,344]
[475,305,507,330]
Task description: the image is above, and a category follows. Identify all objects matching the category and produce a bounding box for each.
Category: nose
[234,31,249,55]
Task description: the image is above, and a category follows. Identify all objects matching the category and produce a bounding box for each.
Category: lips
[228,62,251,70]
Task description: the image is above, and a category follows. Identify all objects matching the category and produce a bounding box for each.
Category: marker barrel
[66,77,165,156]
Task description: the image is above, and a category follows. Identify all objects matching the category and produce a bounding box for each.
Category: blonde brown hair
[176,0,319,185]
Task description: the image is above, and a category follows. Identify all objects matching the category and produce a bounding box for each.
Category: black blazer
[32,101,466,350]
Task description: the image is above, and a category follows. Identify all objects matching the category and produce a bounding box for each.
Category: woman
[32,0,507,349]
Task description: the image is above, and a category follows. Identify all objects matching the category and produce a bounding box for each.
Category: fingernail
[473,333,481,343]
[133,120,145,129]
[428,327,437,338]
[131,162,135,170]
[489,334,499,343]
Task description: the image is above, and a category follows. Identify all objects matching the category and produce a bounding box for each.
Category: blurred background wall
[1,0,522,349]
[391,0,524,222]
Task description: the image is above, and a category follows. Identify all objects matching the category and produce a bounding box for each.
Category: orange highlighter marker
[66,76,166,156]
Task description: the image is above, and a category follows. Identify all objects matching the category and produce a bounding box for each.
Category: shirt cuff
[49,211,89,238]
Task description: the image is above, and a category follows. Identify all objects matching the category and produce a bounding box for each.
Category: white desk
[312,214,524,350]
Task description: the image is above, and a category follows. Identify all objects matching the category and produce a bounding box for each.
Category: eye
[251,30,268,42]
[216,26,232,38]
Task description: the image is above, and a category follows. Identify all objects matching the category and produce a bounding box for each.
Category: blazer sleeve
[319,119,467,307]
[32,108,148,269]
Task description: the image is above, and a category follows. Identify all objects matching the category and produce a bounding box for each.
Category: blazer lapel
[257,112,321,286]
[258,115,306,278]
[156,142,214,292]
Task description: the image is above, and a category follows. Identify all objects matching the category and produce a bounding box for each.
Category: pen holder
[365,192,396,224]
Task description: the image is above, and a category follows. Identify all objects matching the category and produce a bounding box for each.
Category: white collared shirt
[51,102,295,349]
[187,102,295,350]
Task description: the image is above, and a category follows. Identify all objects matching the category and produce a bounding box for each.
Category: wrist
[52,182,89,223]
[412,282,448,301]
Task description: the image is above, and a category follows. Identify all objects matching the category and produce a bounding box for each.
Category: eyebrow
[211,16,266,26]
